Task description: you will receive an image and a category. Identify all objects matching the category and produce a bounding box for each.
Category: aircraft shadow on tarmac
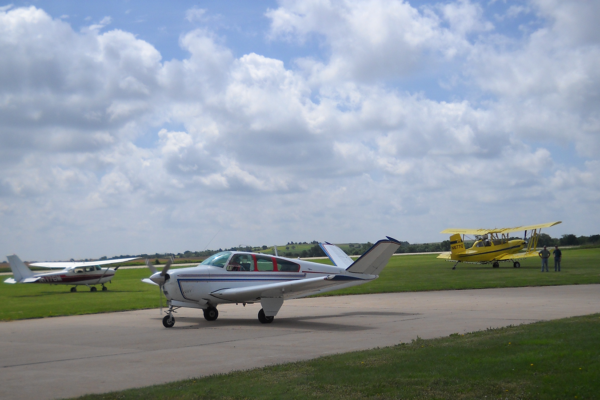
[151,311,419,332]
[15,290,144,298]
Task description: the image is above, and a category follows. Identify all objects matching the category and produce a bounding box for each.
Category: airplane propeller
[143,257,173,315]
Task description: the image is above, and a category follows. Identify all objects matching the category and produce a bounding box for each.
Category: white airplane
[4,255,139,292]
[142,237,401,327]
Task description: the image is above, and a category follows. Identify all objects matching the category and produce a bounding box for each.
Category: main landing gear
[203,306,219,321]
[70,287,77,293]
[258,308,274,324]
[492,262,500,268]
[513,261,521,268]
[90,287,97,292]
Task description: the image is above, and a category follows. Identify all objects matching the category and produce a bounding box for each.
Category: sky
[1,0,599,261]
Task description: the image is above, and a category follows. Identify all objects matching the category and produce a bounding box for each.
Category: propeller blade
[159,285,162,315]
[160,257,173,276]
[145,259,157,274]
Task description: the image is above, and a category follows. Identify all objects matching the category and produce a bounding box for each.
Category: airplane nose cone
[149,272,164,285]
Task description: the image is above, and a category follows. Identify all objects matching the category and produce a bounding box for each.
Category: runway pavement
[1,284,598,400]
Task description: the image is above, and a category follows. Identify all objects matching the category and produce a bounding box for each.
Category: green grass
[314,247,600,296]
[1,248,599,321]
[0,268,167,321]
[78,313,600,400]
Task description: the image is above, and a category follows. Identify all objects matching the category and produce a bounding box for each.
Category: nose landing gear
[162,305,179,328]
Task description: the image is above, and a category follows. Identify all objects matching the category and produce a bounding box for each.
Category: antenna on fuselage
[273,246,278,256]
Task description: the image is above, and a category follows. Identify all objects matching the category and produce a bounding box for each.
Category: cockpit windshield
[200,252,231,268]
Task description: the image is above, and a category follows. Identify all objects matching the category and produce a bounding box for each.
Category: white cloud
[185,7,207,23]
[0,2,599,260]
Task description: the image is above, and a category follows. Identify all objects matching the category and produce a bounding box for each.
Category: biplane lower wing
[496,251,540,261]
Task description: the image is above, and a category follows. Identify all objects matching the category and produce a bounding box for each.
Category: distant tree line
[97,233,599,262]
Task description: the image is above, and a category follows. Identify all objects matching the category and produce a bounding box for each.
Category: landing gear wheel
[70,287,77,293]
[102,286,108,291]
[513,261,521,268]
[492,262,499,268]
[90,286,97,292]
[258,309,274,324]
[162,315,175,328]
[203,307,219,321]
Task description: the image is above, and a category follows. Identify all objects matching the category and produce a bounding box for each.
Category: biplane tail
[449,234,466,256]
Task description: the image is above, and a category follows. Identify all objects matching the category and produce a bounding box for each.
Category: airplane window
[200,252,231,268]
[227,254,253,271]
[256,256,274,271]
[276,258,300,272]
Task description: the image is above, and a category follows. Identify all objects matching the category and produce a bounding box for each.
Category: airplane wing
[319,242,354,268]
[441,221,561,235]
[30,257,139,268]
[437,252,451,259]
[496,251,540,260]
[209,275,368,302]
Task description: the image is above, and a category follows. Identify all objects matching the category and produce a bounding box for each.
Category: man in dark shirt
[553,245,562,272]
[538,246,550,272]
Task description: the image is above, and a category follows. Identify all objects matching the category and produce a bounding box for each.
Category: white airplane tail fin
[319,242,354,268]
[346,237,401,276]
[7,255,35,282]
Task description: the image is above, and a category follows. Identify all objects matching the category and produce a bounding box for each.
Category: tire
[90,286,97,292]
[203,307,219,321]
[513,261,521,268]
[102,286,108,291]
[70,287,76,293]
[492,262,499,268]
[258,308,274,324]
[162,315,175,328]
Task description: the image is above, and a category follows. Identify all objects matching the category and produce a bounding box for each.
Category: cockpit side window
[227,254,253,271]
[275,258,300,272]
[256,255,274,271]
[200,252,232,268]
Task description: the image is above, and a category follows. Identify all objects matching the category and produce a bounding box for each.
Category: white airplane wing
[209,274,367,302]
[30,257,139,268]
[319,242,354,268]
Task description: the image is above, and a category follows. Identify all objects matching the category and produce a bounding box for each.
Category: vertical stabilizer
[346,237,401,275]
[7,255,35,282]
[449,234,466,256]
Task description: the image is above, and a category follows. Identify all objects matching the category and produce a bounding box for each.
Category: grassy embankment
[1,247,598,321]
[78,313,600,400]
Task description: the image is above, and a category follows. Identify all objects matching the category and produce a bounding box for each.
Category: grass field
[78,313,600,400]
[1,247,599,321]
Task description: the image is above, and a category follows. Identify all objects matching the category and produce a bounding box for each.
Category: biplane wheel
[513,261,521,268]
[70,287,77,293]
[258,309,274,324]
[492,262,499,268]
[162,315,175,328]
[90,286,97,292]
[102,286,108,291]
[203,307,219,321]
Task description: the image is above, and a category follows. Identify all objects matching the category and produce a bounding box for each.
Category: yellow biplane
[437,221,562,269]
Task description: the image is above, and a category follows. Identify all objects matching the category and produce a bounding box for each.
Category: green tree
[560,234,579,246]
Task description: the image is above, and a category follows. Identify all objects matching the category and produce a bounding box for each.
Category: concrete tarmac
[1,284,598,400]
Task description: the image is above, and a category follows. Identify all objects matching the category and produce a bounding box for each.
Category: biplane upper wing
[495,221,562,234]
[441,221,561,235]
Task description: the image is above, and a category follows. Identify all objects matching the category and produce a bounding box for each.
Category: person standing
[553,245,562,272]
[539,246,550,272]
